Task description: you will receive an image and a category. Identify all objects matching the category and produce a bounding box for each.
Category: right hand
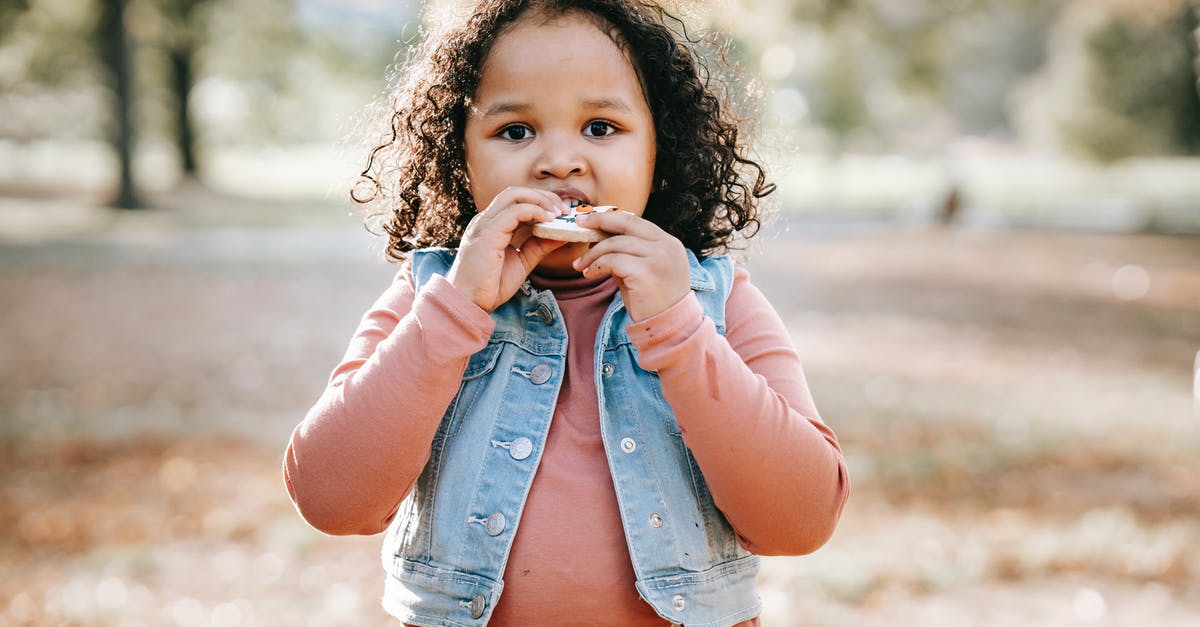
[447,187,569,312]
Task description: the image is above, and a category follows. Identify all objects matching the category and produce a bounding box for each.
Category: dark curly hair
[353,0,774,261]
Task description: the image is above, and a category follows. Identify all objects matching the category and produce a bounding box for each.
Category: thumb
[517,236,569,270]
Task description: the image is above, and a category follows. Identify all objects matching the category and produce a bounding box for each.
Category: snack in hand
[530,203,623,242]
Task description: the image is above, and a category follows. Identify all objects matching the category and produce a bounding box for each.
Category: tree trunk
[169,46,198,178]
[100,0,141,209]
[1194,4,1200,103]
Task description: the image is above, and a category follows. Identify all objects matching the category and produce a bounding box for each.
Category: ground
[1,192,1197,626]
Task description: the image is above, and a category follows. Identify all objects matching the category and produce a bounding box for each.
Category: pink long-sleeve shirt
[284,262,849,625]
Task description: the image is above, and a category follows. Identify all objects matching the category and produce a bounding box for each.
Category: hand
[571,211,691,322]
[447,187,569,312]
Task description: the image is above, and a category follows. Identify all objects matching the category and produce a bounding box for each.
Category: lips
[551,187,591,206]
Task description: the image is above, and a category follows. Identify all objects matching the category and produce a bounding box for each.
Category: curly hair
[353,0,775,261]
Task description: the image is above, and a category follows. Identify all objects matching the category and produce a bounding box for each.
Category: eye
[584,120,617,137]
[498,124,533,141]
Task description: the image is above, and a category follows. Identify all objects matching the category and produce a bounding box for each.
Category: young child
[284,1,849,625]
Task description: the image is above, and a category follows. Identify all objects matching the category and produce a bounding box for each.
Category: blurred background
[1,0,1197,625]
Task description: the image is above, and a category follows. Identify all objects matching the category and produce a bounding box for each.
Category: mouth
[551,187,591,206]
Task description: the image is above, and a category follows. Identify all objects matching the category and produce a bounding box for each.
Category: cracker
[529,204,622,243]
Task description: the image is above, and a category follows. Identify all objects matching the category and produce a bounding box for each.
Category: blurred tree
[1195,2,1200,101]
[725,0,1065,152]
[721,0,1065,223]
[0,0,105,141]
[155,0,213,180]
[1067,4,1200,161]
[1,0,418,201]
[782,0,871,151]
[0,0,32,42]
[98,0,142,208]
[812,27,868,153]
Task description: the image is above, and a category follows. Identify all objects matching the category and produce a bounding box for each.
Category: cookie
[530,204,622,243]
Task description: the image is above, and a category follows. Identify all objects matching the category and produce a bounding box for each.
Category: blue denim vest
[380,248,760,627]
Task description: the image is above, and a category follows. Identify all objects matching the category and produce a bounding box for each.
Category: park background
[1,0,1198,624]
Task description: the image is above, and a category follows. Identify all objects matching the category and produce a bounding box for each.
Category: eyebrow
[477,102,531,117]
[475,97,634,118]
[582,98,633,114]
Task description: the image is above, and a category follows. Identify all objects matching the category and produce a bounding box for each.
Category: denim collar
[686,249,717,293]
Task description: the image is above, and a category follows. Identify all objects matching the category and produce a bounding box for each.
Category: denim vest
[380,248,760,627]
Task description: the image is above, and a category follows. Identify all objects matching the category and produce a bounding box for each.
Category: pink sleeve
[627,266,850,555]
[283,263,495,535]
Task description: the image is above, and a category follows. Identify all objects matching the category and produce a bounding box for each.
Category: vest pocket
[386,493,420,559]
[435,341,504,441]
[462,341,504,380]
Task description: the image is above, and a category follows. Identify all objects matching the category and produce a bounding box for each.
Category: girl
[284,1,849,625]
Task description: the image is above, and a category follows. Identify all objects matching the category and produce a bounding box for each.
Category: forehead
[475,12,645,100]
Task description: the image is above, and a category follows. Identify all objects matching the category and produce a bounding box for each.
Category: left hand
[571,211,691,322]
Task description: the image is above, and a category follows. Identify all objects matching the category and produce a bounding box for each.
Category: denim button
[601,363,614,377]
[529,364,552,385]
[535,303,554,324]
[469,593,486,619]
[649,513,663,528]
[620,437,636,453]
[510,437,533,460]
[485,512,506,536]
[672,594,685,611]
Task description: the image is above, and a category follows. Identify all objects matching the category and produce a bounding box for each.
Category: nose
[534,133,586,180]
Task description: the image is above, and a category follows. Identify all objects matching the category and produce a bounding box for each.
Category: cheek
[463,146,495,211]
[638,136,657,190]
[620,151,656,206]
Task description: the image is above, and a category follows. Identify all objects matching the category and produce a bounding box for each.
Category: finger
[574,210,662,238]
[578,251,644,281]
[515,236,569,270]
[503,186,570,215]
[470,201,560,240]
[571,235,658,271]
[510,223,535,250]
[513,186,569,213]
[535,189,571,214]
[479,187,566,218]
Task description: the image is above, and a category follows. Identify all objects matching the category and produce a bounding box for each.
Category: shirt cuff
[626,292,706,371]
[417,274,496,354]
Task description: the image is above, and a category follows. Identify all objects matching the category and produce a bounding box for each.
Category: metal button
[672,594,685,611]
[529,364,552,385]
[649,513,663,528]
[510,437,533,460]
[601,363,614,377]
[485,512,506,536]
[535,303,554,325]
[620,437,636,453]
[469,593,486,619]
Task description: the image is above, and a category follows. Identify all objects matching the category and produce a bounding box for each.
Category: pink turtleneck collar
[528,270,617,302]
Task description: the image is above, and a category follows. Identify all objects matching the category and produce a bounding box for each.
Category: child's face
[464,11,657,275]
